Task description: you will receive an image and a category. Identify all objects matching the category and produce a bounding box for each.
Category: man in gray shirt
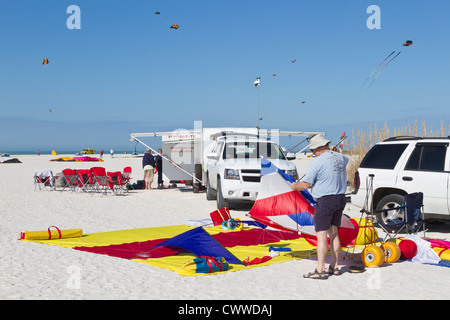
[291,134,348,279]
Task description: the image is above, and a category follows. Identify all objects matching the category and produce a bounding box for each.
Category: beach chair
[375,192,426,241]
[77,169,95,192]
[62,169,79,192]
[122,166,132,191]
[91,167,109,196]
[107,171,124,195]
[33,170,55,191]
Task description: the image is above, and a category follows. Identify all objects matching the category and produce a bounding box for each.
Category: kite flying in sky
[170,24,179,29]
[361,40,413,89]
[42,59,49,65]
[155,11,160,15]
[403,40,413,46]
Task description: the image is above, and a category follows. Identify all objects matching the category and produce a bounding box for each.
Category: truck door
[207,140,224,189]
[396,142,449,215]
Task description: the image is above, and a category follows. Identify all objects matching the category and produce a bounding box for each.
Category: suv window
[405,143,447,172]
[359,144,408,169]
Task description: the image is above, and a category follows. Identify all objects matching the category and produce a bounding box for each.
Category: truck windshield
[223,141,285,160]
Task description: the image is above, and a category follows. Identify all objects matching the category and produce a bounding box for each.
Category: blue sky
[1,0,449,152]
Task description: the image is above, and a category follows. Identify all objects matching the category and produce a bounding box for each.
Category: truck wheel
[375,194,405,231]
[216,179,230,209]
[206,175,216,201]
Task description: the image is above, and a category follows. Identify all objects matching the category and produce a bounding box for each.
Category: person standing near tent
[142,148,156,190]
[155,148,164,188]
[291,134,348,279]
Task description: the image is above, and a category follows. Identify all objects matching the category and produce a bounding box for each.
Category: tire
[375,194,405,230]
[361,245,384,268]
[381,241,401,263]
[216,178,230,209]
[192,164,202,193]
[206,174,216,201]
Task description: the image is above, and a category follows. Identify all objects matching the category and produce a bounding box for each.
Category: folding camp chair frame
[33,171,55,191]
[374,192,426,242]
[121,167,132,192]
[62,169,79,193]
[91,167,109,196]
[77,169,95,193]
[107,171,124,195]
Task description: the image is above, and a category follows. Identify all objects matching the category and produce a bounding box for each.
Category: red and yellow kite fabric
[20,225,316,276]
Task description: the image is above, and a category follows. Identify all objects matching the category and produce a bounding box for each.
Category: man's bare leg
[315,230,328,272]
[327,225,341,272]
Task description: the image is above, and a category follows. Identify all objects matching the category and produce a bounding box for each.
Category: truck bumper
[221,180,259,202]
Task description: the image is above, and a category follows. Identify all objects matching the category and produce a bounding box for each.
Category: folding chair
[107,171,124,195]
[33,170,55,191]
[62,169,79,192]
[91,167,109,196]
[77,169,95,192]
[121,166,132,191]
[375,192,426,241]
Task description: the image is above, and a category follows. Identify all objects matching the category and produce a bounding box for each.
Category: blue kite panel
[152,227,244,265]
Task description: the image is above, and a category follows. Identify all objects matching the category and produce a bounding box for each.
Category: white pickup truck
[205,133,298,209]
[130,126,321,208]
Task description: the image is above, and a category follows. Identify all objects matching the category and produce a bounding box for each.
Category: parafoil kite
[170,24,179,29]
[248,158,358,247]
[42,59,49,65]
[403,40,413,46]
[155,11,160,15]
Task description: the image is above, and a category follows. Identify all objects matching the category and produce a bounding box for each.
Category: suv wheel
[375,194,405,229]
[216,179,230,209]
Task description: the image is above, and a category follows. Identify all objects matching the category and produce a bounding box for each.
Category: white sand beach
[1,154,449,300]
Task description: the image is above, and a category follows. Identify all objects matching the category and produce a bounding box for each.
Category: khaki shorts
[144,165,154,181]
